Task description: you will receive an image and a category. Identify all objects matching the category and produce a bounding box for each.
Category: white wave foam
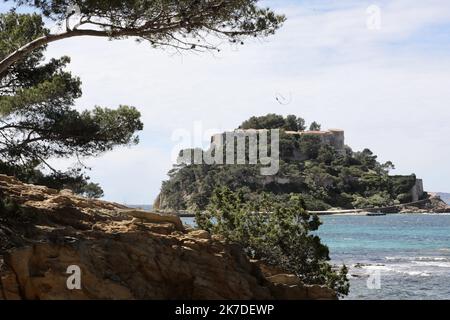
[353,257,449,278]
[363,265,390,271]
[385,256,449,262]
[415,257,447,261]
[354,265,433,277]
[413,261,450,268]
[385,256,404,262]
[403,271,431,277]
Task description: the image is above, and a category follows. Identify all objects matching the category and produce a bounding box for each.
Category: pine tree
[0,12,143,197]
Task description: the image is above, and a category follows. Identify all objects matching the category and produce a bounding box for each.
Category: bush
[396,193,412,203]
[352,192,393,208]
[0,196,36,224]
[196,187,349,297]
[299,194,332,211]
[390,175,416,195]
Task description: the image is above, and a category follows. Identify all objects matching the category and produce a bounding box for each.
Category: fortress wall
[299,129,345,154]
[410,179,425,202]
[327,130,345,154]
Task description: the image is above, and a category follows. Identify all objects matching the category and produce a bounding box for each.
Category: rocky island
[156,114,449,215]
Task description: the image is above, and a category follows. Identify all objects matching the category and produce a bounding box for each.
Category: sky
[2,0,450,204]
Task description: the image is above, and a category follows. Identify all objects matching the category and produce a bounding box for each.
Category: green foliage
[284,114,306,131]
[396,193,412,204]
[297,193,332,211]
[351,192,393,208]
[309,121,321,131]
[239,114,307,132]
[3,0,284,53]
[390,175,417,196]
[0,195,37,224]
[353,148,378,169]
[298,135,322,160]
[317,145,337,165]
[0,12,47,62]
[0,12,143,197]
[0,196,20,216]
[196,187,349,296]
[240,113,288,130]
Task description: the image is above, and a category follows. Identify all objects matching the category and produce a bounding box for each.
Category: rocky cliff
[0,175,336,300]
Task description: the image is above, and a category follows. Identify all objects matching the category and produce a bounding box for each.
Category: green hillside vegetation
[158,114,419,212]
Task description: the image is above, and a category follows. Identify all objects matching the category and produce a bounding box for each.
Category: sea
[318,214,450,300]
[181,214,450,300]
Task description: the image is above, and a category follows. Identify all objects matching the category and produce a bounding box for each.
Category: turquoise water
[318,214,450,300]
[182,214,450,300]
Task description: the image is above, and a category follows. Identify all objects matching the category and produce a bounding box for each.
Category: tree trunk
[0,29,133,79]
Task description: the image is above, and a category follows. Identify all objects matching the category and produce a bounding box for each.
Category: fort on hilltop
[285,129,345,155]
[157,115,446,214]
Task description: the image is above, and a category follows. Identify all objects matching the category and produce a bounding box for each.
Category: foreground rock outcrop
[0,175,336,300]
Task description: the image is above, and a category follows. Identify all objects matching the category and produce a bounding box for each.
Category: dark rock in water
[354,263,368,268]
[350,274,365,278]
[353,263,385,269]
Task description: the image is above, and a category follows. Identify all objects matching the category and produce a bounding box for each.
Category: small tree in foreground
[196,187,349,297]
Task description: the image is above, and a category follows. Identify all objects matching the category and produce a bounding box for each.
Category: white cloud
[86,146,172,204]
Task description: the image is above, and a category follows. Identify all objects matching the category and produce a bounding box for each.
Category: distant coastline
[126,193,450,217]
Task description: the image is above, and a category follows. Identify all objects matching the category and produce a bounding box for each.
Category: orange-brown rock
[0,174,336,300]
